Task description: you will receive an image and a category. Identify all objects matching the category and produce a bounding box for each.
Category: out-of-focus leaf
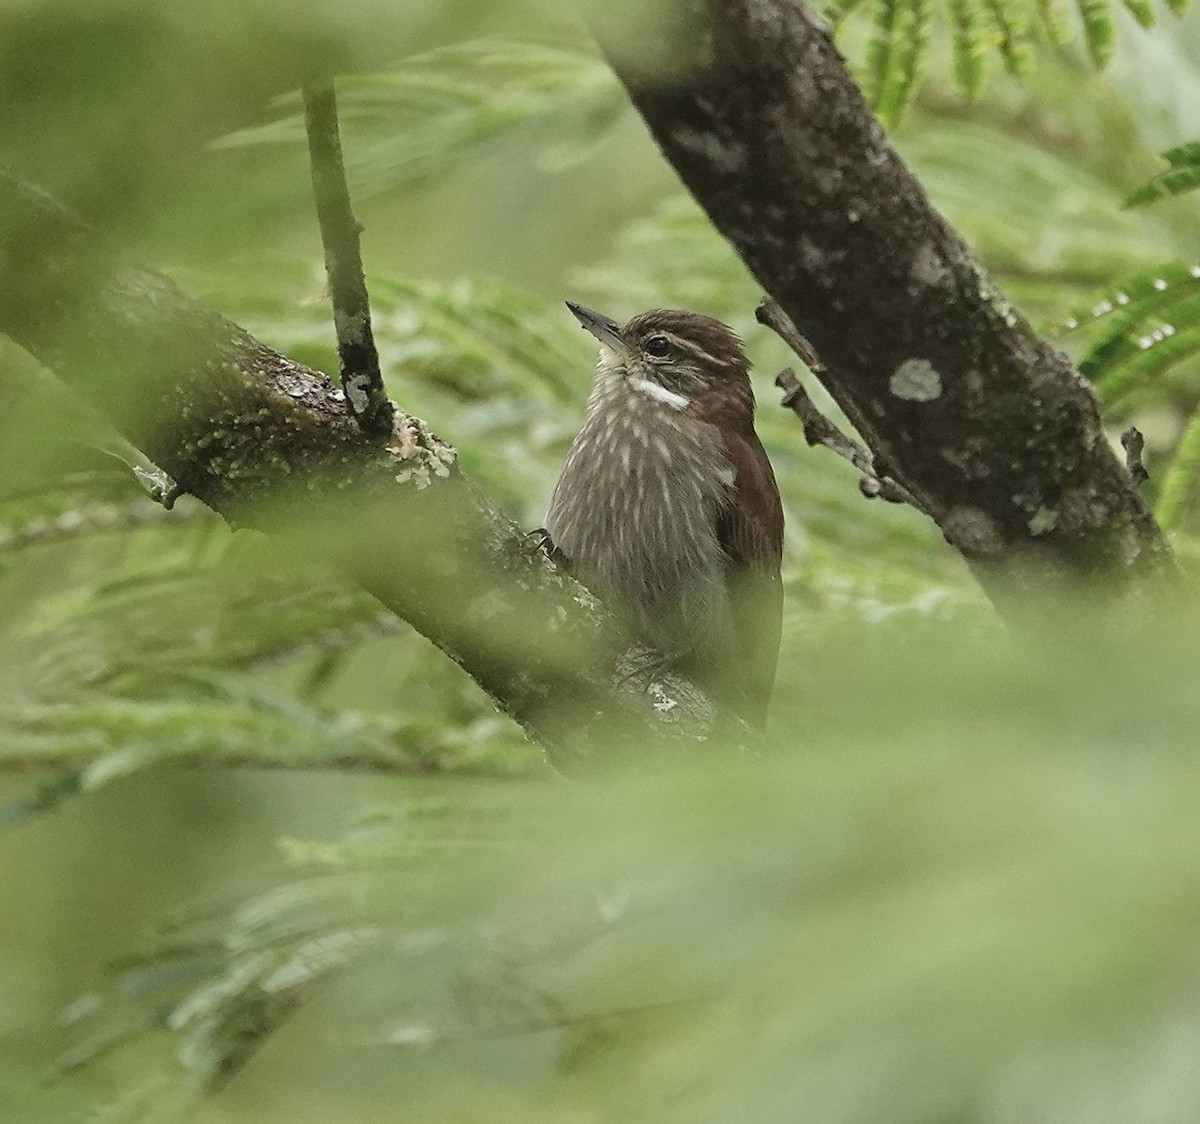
[984,0,1035,76]
[949,0,993,99]
[1126,141,1200,207]
[865,0,934,125]
[1155,403,1200,531]
[1076,0,1116,67]
[213,40,625,201]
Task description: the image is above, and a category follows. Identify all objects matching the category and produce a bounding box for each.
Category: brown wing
[716,425,784,726]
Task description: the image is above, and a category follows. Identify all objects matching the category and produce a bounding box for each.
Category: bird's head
[566,302,755,426]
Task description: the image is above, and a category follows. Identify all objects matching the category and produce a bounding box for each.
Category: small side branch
[757,298,928,514]
[1121,426,1149,486]
[302,81,394,439]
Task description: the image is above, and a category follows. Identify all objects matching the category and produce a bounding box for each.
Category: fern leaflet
[867,0,933,125]
[948,0,992,99]
[983,0,1035,76]
[1075,0,1116,67]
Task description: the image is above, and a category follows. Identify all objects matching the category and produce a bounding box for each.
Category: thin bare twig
[773,366,873,475]
[1121,426,1149,486]
[756,298,928,513]
[302,81,394,439]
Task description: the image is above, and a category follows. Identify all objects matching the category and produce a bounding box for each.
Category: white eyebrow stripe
[629,377,690,411]
[672,338,736,367]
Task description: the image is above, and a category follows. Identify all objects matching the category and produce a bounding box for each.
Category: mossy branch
[0,167,721,767]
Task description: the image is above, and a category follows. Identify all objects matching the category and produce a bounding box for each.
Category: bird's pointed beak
[566,301,626,353]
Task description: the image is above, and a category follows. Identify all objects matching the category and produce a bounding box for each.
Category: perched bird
[546,302,784,725]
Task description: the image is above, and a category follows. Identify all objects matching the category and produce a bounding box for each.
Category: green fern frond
[1065,264,1200,403]
[0,689,533,829]
[1068,262,1200,332]
[1126,142,1200,206]
[213,40,624,201]
[62,799,540,1100]
[842,0,1188,120]
[0,499,209,556]
[1156,405,1200,531]
[867,0,934,126]
[1070,263,1200,385]
[369,276,587,404]
[1092,318,1200,402]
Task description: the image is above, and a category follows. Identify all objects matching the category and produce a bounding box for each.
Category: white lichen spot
[670,125,746,173]
[394,464,432,489]
[346,373,372,415]
[910,242,948,287]
[381,1024,436,1047]
[1154,278,1168,291]
[470,590,510,622]
[1116,292,1130,305]
[648,682,679,713]
[1192,264,1200,279]
[812,166,840,194]
[595,886,631,924]
[799,234,833,272]
[386,415,456,488]
[1027,507,1058,536]
[334,309,369,345]
[573,586,601,613]
[889,359,943,402]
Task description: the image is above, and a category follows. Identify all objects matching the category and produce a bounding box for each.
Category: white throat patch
[629,376,690,411]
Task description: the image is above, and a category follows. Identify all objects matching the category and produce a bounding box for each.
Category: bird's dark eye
[644,334,671,357]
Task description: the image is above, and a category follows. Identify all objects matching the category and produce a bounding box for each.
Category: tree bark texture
[0,170,718,765]
[597,0,1172,599]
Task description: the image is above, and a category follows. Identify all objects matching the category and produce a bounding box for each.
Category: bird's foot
[523,527,570,572]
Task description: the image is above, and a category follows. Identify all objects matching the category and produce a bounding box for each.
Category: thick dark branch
[302,81,393,439]
[0,169,720,765]
[596,0,1173,600]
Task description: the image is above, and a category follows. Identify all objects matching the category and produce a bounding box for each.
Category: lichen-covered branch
[595,0,1173,600]
[0,168,718,765]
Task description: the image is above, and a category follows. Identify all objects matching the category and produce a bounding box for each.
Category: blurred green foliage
[3,1,1200,1120]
